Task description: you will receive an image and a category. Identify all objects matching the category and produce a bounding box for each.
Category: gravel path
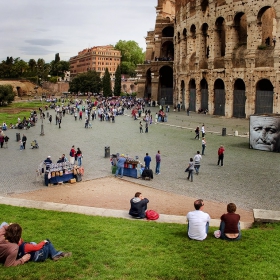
[1,104,279,211]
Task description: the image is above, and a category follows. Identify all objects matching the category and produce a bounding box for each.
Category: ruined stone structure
[136,0,175,105]
[175,0,280,117]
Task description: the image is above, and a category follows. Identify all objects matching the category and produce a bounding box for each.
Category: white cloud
[0,0,157,62]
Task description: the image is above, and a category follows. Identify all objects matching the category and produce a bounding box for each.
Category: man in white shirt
[201,124,205,137]
[187,199,210,241]
[193,151,202,175]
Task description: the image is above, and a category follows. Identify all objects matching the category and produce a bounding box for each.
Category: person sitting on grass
[129,192,149,219]
[0,222,30,267]
[17,238,72,262]
[219,203,241,241]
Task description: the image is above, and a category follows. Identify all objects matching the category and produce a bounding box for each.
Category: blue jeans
[202,144,206,155]
[194,165,200,174]
[187,170,193,181]
[219,221,241,241]
[33,240,62,262]
[77,156,82,166]
[115,166,124,177]
[155,162,160,174]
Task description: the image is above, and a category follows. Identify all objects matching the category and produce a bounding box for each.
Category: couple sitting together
[0,222,71,267]
[187,199,241,241]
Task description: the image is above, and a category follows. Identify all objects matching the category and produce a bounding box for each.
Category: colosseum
[137,0,280,117]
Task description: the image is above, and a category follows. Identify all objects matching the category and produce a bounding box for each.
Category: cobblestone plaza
[1,107,279,211]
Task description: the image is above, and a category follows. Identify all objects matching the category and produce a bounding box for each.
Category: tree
[0,85,15,105]
[102,68,111,97]
[28,59,36,72]
[114,65,121,96]
[114,40,145,76]
[69,70,101,93]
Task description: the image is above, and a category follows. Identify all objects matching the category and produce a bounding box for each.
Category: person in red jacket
[217,145,225,166]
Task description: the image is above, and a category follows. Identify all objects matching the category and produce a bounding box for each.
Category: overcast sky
[0,0,157,63]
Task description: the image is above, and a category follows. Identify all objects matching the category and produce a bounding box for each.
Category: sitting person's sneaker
[53,252,72,261]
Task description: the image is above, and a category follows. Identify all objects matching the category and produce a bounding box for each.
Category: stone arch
[159,66,173,104]
[255,79,273,114]
[122,84,127,92]
[233,12,247,45]
[200,23,209,69]
[130,84,135,92]
[200,79,208,111]
[257,6,276,46]
[161,41,174,60]
[215,17,226,57]
[189,79,196,112]
[201,0,209,14]
[183,28,187,40]
[233,79,246,118]
[162,26,174,37]
[144,68,152,99]
[214,79,225,116]
[190,24,196,39]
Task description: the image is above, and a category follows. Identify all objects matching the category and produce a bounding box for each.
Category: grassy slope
[1,205,280,280]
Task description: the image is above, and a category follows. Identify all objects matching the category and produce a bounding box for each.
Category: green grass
[1,205,280,280]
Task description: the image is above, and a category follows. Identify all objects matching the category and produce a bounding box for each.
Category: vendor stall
[111,154,141,178]
[40,161,84,186]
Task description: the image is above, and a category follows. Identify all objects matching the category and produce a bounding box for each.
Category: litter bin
[47,112,49,118]
[105,146,110,158]
[222,128,226,136]
[16,133,21,142]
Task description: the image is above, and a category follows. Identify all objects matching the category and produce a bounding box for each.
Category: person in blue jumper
[144,153,151,169]
[115,154,126,178]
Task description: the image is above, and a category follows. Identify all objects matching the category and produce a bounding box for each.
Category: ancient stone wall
[174,0,280,117]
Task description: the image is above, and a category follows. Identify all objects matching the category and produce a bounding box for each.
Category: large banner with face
[249,115,280,152]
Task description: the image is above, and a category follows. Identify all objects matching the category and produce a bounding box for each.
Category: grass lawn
[1,205,280,280]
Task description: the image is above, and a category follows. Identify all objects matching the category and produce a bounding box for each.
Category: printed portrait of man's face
[250,116,280,152]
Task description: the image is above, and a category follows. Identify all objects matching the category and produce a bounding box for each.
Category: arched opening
[162,26,174,38]
[190,24,196,39]
[183,28,187,40]
[16,86,22,97]
[144,69,152,99]
[122,84,127,93]
[181,80,186,109]
[130,84,135,93]
[159,66,173,105]
[234,12,247,45]
[233,79,246,118]
[160,41,174,60]
[200,23,209,69]
[255,79,273,114]
[189,79,196,112]
[257,6,276,46]
[214,79,225,116]
[215,17,226,57]
[201,0,209,14]
[200,79,208,111]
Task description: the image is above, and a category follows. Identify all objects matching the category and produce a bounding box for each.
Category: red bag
[145,210,159,220]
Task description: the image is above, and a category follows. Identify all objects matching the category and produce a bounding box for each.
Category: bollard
[16,133,20,142]
[105,146,110,158]
[222,128,226,136]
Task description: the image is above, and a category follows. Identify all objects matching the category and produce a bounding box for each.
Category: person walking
[187,158,195,182]
[115,154,126,178]
[202,137,206,155]
[194,151,202,175]
[145,121,148,133]
[155,150,161,175]
[49,115,52,124]
[74,111,78,121]
[22,134,27,149]
[201,124,205,137]
[195,126,200,139]
[0,134,4,148]
[217,145,225,166]
[139,121,143,133]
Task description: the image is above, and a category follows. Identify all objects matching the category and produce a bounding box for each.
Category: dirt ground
[10,177,254,222]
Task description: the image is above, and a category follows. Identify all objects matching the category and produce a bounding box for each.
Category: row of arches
[180,78,274,117]
[175,6,276,67]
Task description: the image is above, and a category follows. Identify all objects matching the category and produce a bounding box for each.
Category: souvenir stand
[42,162,83,186]
[111,155,141,178]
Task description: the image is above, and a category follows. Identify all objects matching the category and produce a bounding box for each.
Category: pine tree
[113,65,121,96]
[102,68,112,97]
